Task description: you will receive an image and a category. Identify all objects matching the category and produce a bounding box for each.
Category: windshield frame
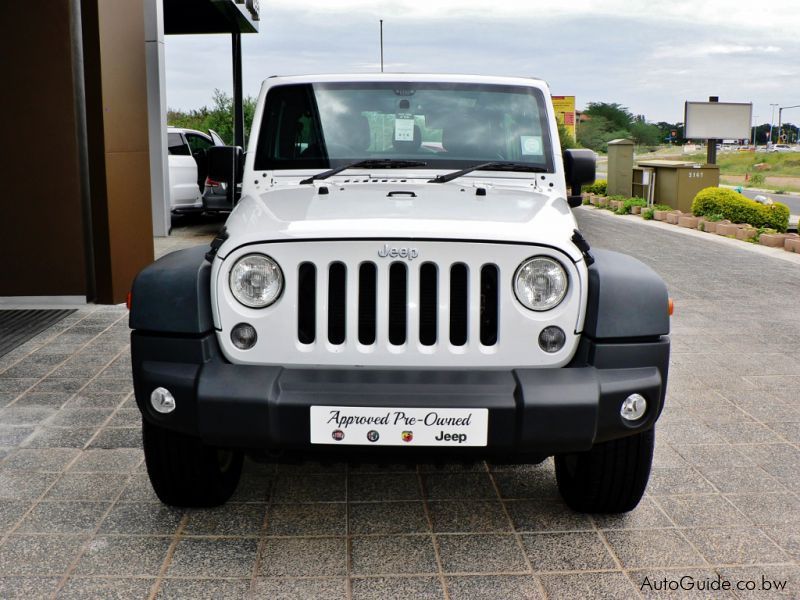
[253,80,555,174]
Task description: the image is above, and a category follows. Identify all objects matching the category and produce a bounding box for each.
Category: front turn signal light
[668,298,674,316]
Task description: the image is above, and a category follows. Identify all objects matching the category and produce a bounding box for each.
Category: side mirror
[207,146,244,205]
[563,149,596,208]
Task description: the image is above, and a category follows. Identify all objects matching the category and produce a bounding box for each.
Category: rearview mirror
[207,146,244,205]
[563,149,596,208]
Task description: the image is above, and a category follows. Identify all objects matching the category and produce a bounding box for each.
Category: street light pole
[769,103,778,145]
[379,19,384,73]
[777,104,800,145]
[752,115,758,146]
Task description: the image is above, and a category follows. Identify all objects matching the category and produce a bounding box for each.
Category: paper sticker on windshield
[395,115,415,142]
[520,135,543,155]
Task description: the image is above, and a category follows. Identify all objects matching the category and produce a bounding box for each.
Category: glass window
[254,81,553,172]
[168,133,191,156]
[185,133,214,153]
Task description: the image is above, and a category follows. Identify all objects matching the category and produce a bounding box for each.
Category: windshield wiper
[299,159,428,184]
[428,162,547,183]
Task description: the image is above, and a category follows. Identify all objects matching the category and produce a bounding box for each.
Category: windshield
[254,81,554,173]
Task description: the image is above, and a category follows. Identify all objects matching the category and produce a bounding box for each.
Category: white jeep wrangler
[130,74,670,513]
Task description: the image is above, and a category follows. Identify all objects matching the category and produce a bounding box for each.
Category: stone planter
[653,210,668,221]
[678,215,701,228]
[589,194,599,205]
[631,205,643,215]
[785,236,800,253]
[665,211,683,225]
[759,233,791,247]
[702,219,729,234]
[609,200,623,211]
[716,223,742,236]
[735,227,758,241]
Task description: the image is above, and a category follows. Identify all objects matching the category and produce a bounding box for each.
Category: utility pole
[379,20,384,73]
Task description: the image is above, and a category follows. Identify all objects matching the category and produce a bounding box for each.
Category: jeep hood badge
[378,244,419,260]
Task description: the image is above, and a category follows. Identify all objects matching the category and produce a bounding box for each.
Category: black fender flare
[582,249,670,340]
[129,245,213,334]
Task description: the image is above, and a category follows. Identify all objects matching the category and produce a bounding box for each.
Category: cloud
[163,3,800,124]
[653,44,782,59]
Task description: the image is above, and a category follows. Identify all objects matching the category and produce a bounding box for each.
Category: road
[1,210,799,599]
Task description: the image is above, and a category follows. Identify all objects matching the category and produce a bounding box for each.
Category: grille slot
[358,262,377,345]
[449,263,468,346]
[327,262,346,344]
[297,262,316,344]
[480,264,499,346]
[388,262,407,345]
[419,262,438,346]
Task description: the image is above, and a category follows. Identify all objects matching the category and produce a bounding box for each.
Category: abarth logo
[378,244,419,260]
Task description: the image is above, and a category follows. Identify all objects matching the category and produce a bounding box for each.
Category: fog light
[538,326,566,353]
[621,394,647,421]
[150,387,175,414]
[231,323,257,350]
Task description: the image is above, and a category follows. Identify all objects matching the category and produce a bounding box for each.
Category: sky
[164,0,800,125]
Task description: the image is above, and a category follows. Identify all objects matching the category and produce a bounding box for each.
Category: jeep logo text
[378,244,419,260]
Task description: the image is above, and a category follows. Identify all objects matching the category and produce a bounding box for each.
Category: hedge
[691,187,790,232]
[583,179,607,195]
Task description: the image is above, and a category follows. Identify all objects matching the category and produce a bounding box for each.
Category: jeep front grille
[215,240,584,368]
[296,260,499,348]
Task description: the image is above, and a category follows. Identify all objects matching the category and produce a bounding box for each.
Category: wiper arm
[428,162,547,183]
[299,159,428,184]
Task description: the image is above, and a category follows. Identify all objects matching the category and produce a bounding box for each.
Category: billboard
[552,96,576,139]
[684,101,752,140]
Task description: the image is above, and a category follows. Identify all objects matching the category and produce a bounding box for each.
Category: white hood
[218,180,582,261]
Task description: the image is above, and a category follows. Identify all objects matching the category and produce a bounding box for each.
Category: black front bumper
[131,332,669,457]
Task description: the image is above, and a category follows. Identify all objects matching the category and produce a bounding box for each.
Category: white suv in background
[167,127,224,213]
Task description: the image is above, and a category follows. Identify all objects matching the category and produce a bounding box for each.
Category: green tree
[630,117,661,146]
[167,89,257,146]
[576,115,628,152]
[557,120,579,153]
[583,102,633,132]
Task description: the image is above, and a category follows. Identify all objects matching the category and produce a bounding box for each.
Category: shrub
[616,197,647,214]
[642,207,655,220]
[583,179,607,195]
[749,172,765,186]
[653,203,672,211]
[691,187,789,232]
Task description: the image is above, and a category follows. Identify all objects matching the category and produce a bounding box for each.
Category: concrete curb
[578,206,800,266]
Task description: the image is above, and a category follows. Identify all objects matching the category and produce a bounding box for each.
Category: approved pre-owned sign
[310,406,489,446]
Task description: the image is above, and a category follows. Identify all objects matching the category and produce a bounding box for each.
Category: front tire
[142,419,243,507]
[554,428,654,513]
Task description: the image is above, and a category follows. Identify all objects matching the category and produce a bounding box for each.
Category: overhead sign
[684,101,752,140]
[552,96,576,139]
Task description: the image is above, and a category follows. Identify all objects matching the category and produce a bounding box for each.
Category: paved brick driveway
[0,209,797,599]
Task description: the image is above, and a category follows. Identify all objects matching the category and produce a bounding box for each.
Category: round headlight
[229,254,283,308]
[514,256,568,311]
